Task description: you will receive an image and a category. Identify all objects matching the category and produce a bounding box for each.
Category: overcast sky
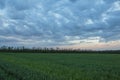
[0,0,120,50]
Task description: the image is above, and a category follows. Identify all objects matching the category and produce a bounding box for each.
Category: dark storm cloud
[0,0,120,47]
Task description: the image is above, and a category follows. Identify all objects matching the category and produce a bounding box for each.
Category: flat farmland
[0,53,120,80]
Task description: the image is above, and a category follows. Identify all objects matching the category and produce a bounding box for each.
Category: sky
[0,0,120,50]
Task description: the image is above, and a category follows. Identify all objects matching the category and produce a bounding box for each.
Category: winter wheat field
[0,53,120,80]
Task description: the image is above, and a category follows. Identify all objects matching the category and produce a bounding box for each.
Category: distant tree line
[0,46,120,54]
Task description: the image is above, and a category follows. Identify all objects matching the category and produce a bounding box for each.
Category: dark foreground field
[0,53,120,80]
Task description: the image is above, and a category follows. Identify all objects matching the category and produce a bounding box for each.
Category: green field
[0,53,120,80]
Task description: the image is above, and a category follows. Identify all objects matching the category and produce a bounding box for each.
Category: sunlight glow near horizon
[0,0,120,50]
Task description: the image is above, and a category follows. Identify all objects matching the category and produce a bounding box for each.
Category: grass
[0,53,120,80]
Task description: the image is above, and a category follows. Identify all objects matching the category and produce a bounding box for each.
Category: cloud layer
[0,0,120,49]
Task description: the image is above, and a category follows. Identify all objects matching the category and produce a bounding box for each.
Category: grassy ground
[0,53,120,80]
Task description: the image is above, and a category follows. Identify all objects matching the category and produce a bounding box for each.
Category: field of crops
[0,53,120,80]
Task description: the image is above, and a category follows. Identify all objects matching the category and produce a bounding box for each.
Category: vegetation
[0,53,120,80]
[0,46,120,54]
